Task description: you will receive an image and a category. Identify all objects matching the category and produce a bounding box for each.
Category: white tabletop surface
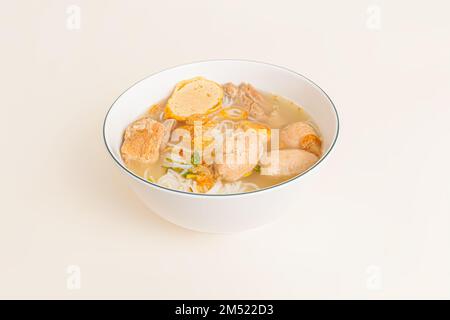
[1,0,449,299]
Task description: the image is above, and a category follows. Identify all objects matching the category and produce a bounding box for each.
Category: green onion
[191,151,201,165]
[182,170,192,178]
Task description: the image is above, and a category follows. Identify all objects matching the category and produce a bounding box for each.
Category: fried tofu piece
[165,77,223,120]
[280,121,322,156]
[222,83,269,121]
[121,117,164,164]
[260,149,318,177]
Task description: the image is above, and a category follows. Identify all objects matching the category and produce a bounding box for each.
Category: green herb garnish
[182,168,194,178]
[191,151,201,165]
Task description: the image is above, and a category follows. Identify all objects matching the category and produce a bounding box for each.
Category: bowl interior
[104,60,338,184]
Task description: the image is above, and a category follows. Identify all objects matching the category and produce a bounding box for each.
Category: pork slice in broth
[222,83,271,122]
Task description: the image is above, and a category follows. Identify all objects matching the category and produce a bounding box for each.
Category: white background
[0,0,449,299]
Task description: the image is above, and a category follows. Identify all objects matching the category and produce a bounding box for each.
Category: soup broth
[120,78,322,194]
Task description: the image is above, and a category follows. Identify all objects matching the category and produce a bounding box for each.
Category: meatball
[260,149,318,176]
[280,121,322,156]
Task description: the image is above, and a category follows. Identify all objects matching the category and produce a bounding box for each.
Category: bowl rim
[103,59,340,198]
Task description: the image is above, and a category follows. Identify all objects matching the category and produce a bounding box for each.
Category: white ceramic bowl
[103,60,339,233]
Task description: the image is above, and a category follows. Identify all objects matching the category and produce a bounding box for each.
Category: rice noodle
[206,179,259,194]
[222,95,233,107]
[220,107,248,121]
[190,180,199,193]
[157,169,259,194]
[163,142,193,170]
[241,182,259,191]
[162,161,192,170]
[157,169,194,192]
